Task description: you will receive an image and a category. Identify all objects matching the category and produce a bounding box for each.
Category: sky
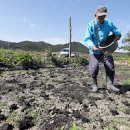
[0,0,130,48]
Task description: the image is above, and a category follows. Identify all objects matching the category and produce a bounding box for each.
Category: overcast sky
[0,0,129,47]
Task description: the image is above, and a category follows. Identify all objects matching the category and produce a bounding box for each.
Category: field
[0,49,130,130]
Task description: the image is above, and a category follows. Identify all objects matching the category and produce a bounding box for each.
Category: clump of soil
[16,116,34,130]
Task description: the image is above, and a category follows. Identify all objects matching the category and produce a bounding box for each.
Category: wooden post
[69,16,72,58]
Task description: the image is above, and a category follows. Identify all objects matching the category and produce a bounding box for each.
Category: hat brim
[96,12,107,16]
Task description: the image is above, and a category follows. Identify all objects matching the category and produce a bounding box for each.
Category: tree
[121,31,130,54]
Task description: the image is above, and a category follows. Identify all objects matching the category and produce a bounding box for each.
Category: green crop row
[0,49,42,70]
[0,49,89,69]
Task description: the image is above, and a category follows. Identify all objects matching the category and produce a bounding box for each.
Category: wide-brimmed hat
[95,6,108,16]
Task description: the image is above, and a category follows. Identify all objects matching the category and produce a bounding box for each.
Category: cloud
[0,35,27,42]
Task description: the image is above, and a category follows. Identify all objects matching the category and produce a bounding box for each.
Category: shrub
[51,56,69,67]
[50,56,88,67]
[0,49,89,69]
[0,49,43,69]
[68,57,89,66]
[0,49,16,67]
[15,53,42,70]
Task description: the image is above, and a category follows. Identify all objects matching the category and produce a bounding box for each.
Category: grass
[6,111,22,125]
[124,79,130,85]
[0,101,7,108]
[123,79,130,90]
[70,122,84,130]
[104,117,130,130]
[60,122,84,130]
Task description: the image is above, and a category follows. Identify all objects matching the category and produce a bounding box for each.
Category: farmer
[84,6,121,92]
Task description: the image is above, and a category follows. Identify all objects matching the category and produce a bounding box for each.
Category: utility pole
[69,16,72,58]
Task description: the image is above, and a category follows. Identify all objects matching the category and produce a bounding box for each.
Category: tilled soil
[0,64,130,130]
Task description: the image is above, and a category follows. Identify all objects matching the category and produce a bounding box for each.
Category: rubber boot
[106,75,119,92]
[91,76,98,92]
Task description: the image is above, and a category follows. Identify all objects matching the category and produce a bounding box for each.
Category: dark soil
[0,64,130,130]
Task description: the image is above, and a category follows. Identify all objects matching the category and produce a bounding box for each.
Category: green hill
[0,40,89,53]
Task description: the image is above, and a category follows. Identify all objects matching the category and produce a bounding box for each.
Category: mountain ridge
[0,40,89,53]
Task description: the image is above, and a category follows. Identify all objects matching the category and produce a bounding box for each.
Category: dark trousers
[89,54,115,83]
